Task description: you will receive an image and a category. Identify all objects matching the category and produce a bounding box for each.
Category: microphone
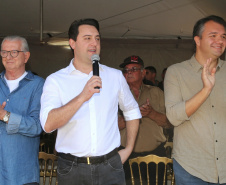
[91,54,100,89]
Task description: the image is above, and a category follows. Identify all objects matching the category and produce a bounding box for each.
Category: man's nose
[6,51,13,59]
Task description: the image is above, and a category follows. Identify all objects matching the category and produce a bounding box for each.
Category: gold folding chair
[39,152,58,185]
[39,139,55,154]
[129,154,175,185]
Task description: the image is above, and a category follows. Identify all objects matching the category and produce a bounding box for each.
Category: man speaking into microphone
[40,18,141,185]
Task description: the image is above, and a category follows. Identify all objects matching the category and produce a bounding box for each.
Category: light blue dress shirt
[0,70,44,185]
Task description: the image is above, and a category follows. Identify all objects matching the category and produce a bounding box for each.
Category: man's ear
[142,69,146,79]
[24,52,30,64]
[194,36,201,47]
[69,39,76,50]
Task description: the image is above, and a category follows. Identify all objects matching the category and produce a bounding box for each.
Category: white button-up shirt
[40,59,141,157]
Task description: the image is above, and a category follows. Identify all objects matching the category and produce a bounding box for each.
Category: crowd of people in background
[0,14,226,185]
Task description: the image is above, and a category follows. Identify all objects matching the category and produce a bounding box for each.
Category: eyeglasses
[123,67,142,74]
[0,50,25,58]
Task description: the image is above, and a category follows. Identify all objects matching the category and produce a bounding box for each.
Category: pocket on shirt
[57,157,74,175]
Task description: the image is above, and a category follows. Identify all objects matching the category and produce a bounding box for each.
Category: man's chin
[214,52,225,58]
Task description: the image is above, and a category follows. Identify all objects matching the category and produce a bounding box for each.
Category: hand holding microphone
[79,54,101,101]
[92,54,100,89]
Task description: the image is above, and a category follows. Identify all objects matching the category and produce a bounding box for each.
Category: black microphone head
[91,54,100,62]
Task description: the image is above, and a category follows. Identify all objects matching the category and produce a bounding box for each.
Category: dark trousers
[120,143,166,185]
[57,152,126,185]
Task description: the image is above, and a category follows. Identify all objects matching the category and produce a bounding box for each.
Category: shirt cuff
[6,112,22,134]
[167,101,190,126]
[123,107,142,121]
[40,106,55,133]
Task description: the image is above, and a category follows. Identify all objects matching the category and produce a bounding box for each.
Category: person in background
[143,66,159,86]
[119,55,171,184]
[164,15,226,184]
[0,36,44,185]
[40,19,141,185]
[158,67,167,91]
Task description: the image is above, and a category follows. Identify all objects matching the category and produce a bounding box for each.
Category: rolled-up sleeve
[164,65,189,126]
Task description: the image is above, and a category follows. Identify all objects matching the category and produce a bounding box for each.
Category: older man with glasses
[0,36,44,185]
[118,55,172,184]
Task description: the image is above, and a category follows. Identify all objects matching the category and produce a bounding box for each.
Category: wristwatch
[3,111,10,122]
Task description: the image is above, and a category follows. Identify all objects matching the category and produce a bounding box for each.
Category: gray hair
[1,36,29,52]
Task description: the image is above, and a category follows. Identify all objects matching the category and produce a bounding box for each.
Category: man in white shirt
[40,18,141,185]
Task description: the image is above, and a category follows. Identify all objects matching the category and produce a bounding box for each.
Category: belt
[58,148,118,165]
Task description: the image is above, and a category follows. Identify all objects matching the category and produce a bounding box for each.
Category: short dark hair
[145,66,156,74]
[193,15,226,39]
[192,15,226,49]
[68,18,100,41]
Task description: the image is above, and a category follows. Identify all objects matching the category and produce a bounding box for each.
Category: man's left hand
[118,147,132,164]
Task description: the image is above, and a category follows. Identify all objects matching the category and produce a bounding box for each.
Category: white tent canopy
[0,0,225,79]
[1,0,225,40]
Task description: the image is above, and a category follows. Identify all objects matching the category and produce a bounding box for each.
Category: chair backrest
[164,142,173,158]
[39,139,55,154]
[129,154,175,185]
[39,152,58,185]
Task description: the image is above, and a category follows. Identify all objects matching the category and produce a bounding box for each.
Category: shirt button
[214,122,216,125]
[7,99,9,102]
[217,158,218,160]
[216,140,218,142]
[212,105,214,107]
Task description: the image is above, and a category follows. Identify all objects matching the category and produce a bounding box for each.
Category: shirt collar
[24,71,34,80]
[67,58,104,75]
[189,55,224,73]
[0,70,34,81]
[0,71,6,80]
[140,83,145,91]
[67,59,77,74]
[189,55,203,73]
[130,83,145,100]
[217,58,224,70]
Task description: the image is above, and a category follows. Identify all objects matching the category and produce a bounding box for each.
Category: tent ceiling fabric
[0,0,226,41]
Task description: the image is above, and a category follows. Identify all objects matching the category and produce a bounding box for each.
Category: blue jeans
[57,153,126,185]
[173,159,226,185]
